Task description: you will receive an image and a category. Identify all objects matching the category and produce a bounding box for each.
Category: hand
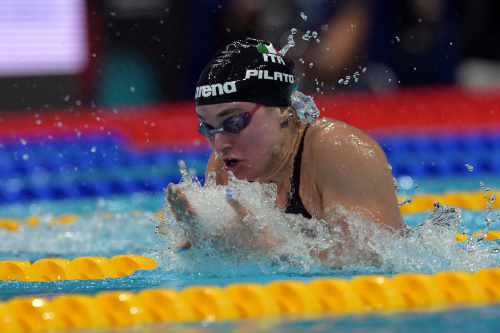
[224,189,280,251]
[166,183,194,251]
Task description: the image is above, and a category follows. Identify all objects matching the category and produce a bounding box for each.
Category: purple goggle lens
[197,104,261,137]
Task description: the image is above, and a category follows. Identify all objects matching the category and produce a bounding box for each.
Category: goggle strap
[245,104,261,120]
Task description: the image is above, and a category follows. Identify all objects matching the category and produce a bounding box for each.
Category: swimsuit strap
[284,124,312,219]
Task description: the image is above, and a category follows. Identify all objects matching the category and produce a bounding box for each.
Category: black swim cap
[195,38,299,107]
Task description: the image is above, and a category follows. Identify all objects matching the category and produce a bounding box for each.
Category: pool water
[1,90,500,332]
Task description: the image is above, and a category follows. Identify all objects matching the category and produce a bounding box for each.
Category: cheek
[207,137,215,148]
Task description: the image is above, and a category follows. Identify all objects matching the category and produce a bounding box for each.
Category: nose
[211,131,232,152]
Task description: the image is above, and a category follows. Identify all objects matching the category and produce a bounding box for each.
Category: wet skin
[167,102,404,252]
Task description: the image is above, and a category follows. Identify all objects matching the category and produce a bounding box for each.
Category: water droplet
[64,95,70,102]
[20,138,27,145]
[316,87,320,92]
[291,28,297,34]
[480,181,484,188]
[395,36,400,42]
[316,39,320,43]
[309,63,313,68]
[312,31,318,38]
[300,12,307,21]
[490,194,497,202]
[362,67,367,73]
[302,30,311,41]
[36,120,41,125]
[299,58,304,64]
[338,79,344,84]
[22,154,29,161]
[91,146,97,153]
[465,164,474,172]
[130,86,135,92]
[279,34,295,55]
[398,197,412,206]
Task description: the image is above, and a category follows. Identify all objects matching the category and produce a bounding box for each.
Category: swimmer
[167,38,404,255]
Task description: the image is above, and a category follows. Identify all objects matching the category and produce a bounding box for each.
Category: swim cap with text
[195,38,299,107]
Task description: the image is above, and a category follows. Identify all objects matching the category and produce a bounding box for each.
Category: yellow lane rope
[1,267,500,332]
[0,255,157,282]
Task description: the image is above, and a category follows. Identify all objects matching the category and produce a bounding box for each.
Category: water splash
[278,33,296,56]
[290,90,321,121]
[0,210,161,261]
[154,166,500,277]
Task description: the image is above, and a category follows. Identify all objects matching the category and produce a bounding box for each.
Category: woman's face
[196,102,286,181]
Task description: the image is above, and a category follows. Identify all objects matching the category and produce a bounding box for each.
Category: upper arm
[310,121,403,230]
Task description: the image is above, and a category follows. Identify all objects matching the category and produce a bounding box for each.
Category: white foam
[154,165,500,277]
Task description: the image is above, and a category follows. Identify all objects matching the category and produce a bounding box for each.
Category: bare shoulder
[303,118,390,184]
[306,118,385,160]
[303,119,402,229]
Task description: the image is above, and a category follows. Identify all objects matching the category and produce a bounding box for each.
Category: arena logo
[195,81,237,98]
[245,69,295,83]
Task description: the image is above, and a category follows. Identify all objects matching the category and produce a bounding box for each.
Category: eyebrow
[196,107,243,122]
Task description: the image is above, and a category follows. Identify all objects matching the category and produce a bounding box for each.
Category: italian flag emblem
[256,43,280,55]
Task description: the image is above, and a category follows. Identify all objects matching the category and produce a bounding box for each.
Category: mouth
[223,158,241,168]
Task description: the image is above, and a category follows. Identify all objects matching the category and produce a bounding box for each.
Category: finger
[166,183,178,201]
[226,192,251,217]
[176,240,192,251]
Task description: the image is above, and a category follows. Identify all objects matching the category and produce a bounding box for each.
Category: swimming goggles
[197,104,261,137]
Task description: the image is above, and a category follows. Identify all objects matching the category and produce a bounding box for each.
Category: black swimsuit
[284,125,312,219]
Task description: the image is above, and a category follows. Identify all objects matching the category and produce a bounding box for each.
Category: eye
[200,122,214,130]
[224,113,246,127]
